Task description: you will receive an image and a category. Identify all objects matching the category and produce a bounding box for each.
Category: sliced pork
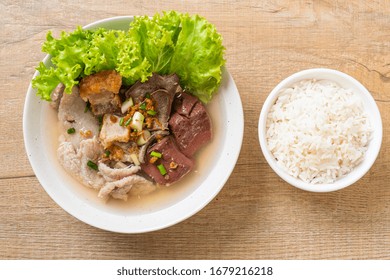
[98,162,140,181]
[58,137,105,190]
[79,70,122,116]
[141,136,194,185]
[98,175,155,201]
[58,85,100,148]
[57,137,155,201]
[169,92,212,157]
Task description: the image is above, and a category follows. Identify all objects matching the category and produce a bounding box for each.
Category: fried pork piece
[99,114,131,149]
[79,70,122,116]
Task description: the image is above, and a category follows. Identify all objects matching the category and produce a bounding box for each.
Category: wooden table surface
[1,0,389,260]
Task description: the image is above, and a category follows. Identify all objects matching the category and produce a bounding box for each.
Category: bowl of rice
[258,68,382,192]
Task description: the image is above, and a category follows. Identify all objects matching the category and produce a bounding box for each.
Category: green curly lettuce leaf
[31,62,61,101]
[32,11,225,103]
[169,14,225,103]
[32,27,92,100]
[129,15,175,74]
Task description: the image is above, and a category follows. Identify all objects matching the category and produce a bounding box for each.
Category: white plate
[23,16,244,233]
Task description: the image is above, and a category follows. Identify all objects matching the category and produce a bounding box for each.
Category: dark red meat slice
[169,92,212,157]
[141,136,194,186]
[172,91,198,117]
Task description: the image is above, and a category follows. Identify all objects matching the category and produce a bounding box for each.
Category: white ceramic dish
[258,68,382,192]
[23,16,244,233]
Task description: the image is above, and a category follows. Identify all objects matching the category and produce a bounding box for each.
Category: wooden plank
[0,0,389,259]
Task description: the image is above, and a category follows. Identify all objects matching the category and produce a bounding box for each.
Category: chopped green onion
[119,117,124,126]
[150,151,162,158]
[67,127,76,134]
[124,118,132,126]
[84,102,90,113]
[139,102,146,110]
[145,93,151,99]
[87,160,98,171]
[98,115,103,125]
[104,150,110,157]
[157,164,167,176]
[147,110,157,116]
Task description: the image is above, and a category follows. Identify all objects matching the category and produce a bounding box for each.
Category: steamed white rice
[266,79,372,184]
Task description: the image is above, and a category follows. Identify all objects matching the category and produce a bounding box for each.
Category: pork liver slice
[169,92,212,157]
[141,136,194,186]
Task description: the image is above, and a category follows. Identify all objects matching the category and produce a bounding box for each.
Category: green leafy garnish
[157,164,167,176]
[147,110,157,116]
[124,118,132,126]
[67,127,76,134]
[87,160,98,171]
[32,11,225,103]
[150,151,162,158]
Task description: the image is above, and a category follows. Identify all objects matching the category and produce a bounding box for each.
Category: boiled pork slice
[58,137,105,190]
[169,92,212,157]
[99,114,131,149]
[97,162,156,200]
[57,138,155,201]
[58,85,100,148]
[98,175,156,201]
[79,70,122,116]
[98,161,140,181]
[141,136,194,186]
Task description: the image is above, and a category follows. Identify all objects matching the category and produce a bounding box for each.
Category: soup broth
[41,93,224,216]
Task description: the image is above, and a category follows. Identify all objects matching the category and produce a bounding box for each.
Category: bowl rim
[23,16,244,233]
[258,68,383,192]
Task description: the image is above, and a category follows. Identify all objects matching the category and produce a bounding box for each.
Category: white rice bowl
[259,68,382,192]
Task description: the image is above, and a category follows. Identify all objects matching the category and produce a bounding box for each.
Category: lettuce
[31,62,61,101]
[83,29,123,75]
[169,14,225,103]
[32,11,225,103]
[32,27,92,100]
[115,33,151,85]
[129,15,175,74]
